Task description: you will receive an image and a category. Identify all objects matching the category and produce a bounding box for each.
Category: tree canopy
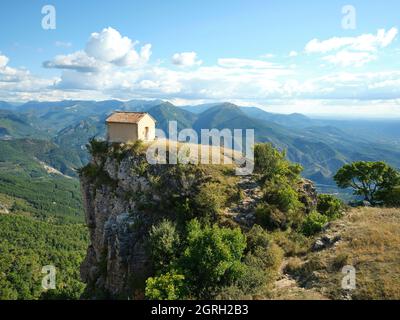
[334,161,400,204]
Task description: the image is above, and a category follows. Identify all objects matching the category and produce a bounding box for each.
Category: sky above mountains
[1,0,400,117]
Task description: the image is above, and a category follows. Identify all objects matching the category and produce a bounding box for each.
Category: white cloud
[305,28,397,68]
[85,27,133,62]
[289,51,298,57]
[0,54,31,82]
[0,54,55,101]
[305,27,398,53]
[322,50,376,67]
[0,54,10,67]
[43,51,101,72]
[217,58,276,69]
[44,27,151,73]
[172,52,202,67]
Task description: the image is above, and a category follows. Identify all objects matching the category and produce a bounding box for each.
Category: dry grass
[295,207,400,300]
[143,139,248,166]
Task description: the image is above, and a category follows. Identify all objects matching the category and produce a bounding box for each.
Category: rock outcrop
[297,179,318,213]
[79,142,320,299]
[79,143,213,299]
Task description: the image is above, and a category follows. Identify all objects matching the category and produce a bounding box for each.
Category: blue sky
[1,0,400,117]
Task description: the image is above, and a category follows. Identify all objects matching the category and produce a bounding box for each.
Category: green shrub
[254,143,303,183]
[271,230,311,256]
[78,163,101,179]
[179,220,247,299]
[130,140,146,155]
[301,211,329,236]
[264,181,304,214]
[255,204,288,230]
[193,182,227,221]
[148,220,180,272]
[87,138,108,157]
[238,232,283,296]
[245,225,271,252]
[245,225,283,271]
[317,194,343,220]
[145,272,186,300]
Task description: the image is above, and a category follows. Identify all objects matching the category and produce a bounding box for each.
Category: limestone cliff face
[79,144,210,299]
[78,142,318,299]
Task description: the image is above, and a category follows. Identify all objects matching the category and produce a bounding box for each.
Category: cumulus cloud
[172,52,202,67]
[44,27,152,73]
[85,27,133,62]
[289,51,298,57]
[305,28,398,67]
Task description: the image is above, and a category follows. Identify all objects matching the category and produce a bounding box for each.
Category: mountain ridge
[2,99,400,187]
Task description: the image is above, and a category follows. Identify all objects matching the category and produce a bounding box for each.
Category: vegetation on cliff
[79,140,346,300]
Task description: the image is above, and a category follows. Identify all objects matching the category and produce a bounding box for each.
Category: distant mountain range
[1,99,400,188]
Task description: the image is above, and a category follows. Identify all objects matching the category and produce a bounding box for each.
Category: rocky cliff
[79,141,318,299]
[79,142,232,298]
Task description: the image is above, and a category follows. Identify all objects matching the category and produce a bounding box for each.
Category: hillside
[0,139,84,222]
[0,213,88,299]
[0,110,47,140]
[279,207,400,300]
[240,107,313,128]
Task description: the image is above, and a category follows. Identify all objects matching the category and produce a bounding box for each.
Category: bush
[193,182,227,221]
[148,220,180,272]
[245,225,283,271]
[179,220,247,298]
[317,194,343,220]
[255,204,288,230]
[145,272,186,300]
[264,181,304,214]
[254,143,303,183]
[255,199,304,231]
[235,225,283,296]
[87,138,108,157]
[301,211,329,236]
[246,225,271,252]
[271,230,311,256]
